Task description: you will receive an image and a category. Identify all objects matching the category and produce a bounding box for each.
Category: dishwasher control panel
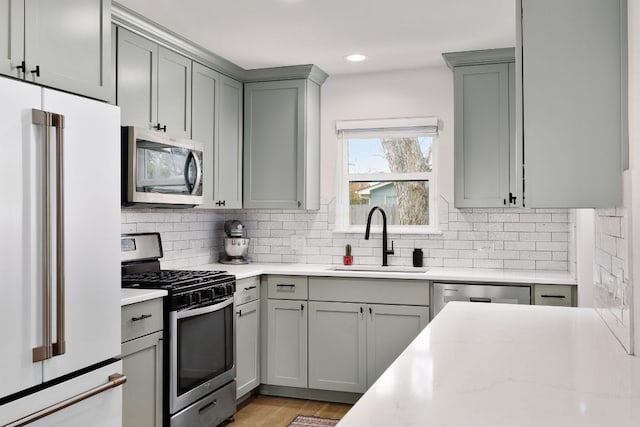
[432,282,531,318]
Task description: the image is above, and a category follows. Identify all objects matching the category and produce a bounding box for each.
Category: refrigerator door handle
[31,109,53,363]
[51,112,65,357]
[3,373,127,427]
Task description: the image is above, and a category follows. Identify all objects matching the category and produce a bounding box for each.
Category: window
[335,117,438,233]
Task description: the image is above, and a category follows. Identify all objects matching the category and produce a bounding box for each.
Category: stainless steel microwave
[122,126,204,206]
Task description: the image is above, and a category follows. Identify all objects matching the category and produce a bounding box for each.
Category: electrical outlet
[290,235,306,251]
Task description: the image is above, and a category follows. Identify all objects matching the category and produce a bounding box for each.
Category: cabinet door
[216,75,243,209]
[236,300,260,399]
[191,62,219,207]
[117,27,157,129]
[24,0,111,100]
[122,331,163,427]
[157,46,191,139]
[308,302,366,393]
[266,299,307,388]
[366,304,428,387]
[244,80,305,209]
[0,0,23,78]
[454,63,511,208]
[521,0,624,208]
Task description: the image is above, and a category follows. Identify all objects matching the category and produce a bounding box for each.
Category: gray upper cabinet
[244,69,325,210]
[157,46,191,139]
[193,62,243,209]
[444,48,520,208]
[0,0,110,100]
[0,0,23,79]
[117,28,157,130]
[117,27,191,139]
[519,0,625,208]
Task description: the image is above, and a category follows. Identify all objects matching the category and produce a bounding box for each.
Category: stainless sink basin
[329,265,429,273]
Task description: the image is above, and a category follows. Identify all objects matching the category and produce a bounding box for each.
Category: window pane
[348,137,433,174]
[349,181,430,226]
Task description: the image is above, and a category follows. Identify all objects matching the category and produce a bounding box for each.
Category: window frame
[334,117,440,234]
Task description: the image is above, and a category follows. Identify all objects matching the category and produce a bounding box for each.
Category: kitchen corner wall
[227,196,572,270]
[121,209,225,269]
[593,206,632,352]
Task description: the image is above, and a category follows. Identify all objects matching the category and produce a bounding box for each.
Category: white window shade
[336,117,439,137]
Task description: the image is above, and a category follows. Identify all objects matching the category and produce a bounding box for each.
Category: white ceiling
[116,0,516,75]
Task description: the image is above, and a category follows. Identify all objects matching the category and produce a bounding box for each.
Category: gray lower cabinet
[117,27,192,139]
[243,78,321,210]
[306,277,429,393]
[519,0,625,208]
[0,0,110,100]
[533,284,576,307]
[443,48,519,208]
[266,299,308,388]
[308,301,428,392]
[193,62,243,209]
[121,298,164,427]
[235,277,261,399]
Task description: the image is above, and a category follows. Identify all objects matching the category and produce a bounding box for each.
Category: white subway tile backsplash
[121,196,573,271]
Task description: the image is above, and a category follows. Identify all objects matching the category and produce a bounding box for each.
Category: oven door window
[177,302,233,396]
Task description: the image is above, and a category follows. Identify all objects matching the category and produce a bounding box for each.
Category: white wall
[320,66,454,200]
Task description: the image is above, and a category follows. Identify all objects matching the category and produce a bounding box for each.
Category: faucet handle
[388,240,395,255]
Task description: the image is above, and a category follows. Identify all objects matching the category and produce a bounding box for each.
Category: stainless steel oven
[169,297,235,415]
[121,233,237,427]
[121,126,204,206]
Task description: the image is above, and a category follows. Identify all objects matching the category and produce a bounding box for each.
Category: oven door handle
[176,297,234,320]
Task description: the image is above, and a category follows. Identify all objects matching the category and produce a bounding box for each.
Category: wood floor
[230,395,352,427]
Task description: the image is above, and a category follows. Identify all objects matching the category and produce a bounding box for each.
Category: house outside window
[335,117,439,233]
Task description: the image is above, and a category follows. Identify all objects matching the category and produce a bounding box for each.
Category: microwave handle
[183,151,202,195]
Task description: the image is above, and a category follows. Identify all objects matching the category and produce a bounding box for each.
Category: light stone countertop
[337,302,640,427]
[192,263,577,285]
[120,288,167,306]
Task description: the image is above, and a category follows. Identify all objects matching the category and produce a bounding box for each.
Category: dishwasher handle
[469,297,492,303]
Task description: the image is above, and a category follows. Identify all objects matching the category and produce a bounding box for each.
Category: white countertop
[337,302,640,427]
[193,263,576,285]
[120,288,167,306]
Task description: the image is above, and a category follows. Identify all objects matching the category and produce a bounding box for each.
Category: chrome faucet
[364,206,395,266]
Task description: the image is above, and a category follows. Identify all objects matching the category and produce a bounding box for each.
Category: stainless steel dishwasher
[432,282,531,317]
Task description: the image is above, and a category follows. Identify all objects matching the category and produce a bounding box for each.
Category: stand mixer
[220,220,250,264]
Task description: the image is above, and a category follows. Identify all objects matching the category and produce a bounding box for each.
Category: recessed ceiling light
[345,54,367,62]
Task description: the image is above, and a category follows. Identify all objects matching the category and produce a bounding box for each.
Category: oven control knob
[192,292,201,304]
[214,286,225,296]
[181,294,192,306]
[202,289,213,300]
[225,284,235,295]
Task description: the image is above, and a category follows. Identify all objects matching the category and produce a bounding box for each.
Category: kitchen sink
[329,265,429,273]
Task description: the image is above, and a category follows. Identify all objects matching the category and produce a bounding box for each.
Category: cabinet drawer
[267,275,308,300]
[533,285,575,307]
[309,277,429,306]
[122,298,164,343]
[236,276,260,304]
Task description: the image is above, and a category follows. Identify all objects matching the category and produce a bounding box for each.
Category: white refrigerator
[0,77,123,426]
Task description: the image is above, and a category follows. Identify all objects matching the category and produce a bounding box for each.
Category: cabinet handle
[509,192,517,205]
[236,310,242,316]
[216,200,226,206]
[154,123,167,132]
[30,65,40,77]
[540,295,566,299]
[277,284,296,288]
[369,307,372,316]
[300,304,304,313]
[297,201,301,208]
[131,314,152,322]
[16,60,26,75]
[244,286,257,290]
[503,198,507,205]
